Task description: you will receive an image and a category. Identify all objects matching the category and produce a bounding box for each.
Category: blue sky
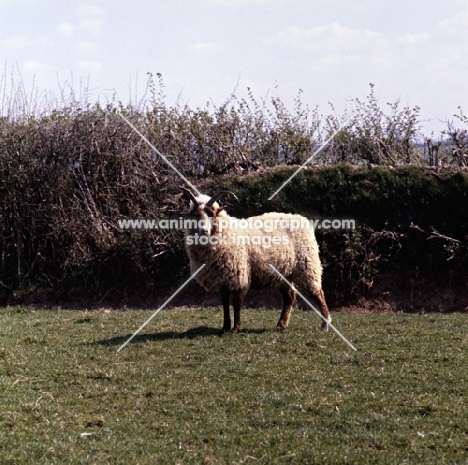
[1,0,468,135]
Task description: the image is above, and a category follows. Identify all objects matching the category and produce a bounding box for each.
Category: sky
[1,0,468,137]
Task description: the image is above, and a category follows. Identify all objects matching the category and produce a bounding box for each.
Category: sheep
[180,188,331,334]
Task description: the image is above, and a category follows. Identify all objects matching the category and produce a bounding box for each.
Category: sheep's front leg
[220,288,231,334]
[231,290,243,334]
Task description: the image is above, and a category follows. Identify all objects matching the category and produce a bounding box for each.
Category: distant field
[0,307,467,464]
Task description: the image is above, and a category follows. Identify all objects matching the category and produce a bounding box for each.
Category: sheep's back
[186,212,322,293]
[245,213,321,290]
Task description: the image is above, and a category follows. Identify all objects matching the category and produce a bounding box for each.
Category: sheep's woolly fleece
[185,196,324,300]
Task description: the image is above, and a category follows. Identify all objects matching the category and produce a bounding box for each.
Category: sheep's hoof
[218,328,231,337]
[275,324,287,332]
[321,319,331,331]
[230,327,241,335]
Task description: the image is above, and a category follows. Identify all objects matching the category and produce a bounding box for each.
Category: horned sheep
[181,188,331,334]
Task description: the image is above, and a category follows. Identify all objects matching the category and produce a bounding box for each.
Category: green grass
[1,307,467,464]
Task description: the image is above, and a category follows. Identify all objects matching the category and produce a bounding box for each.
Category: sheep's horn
[180,187,198,204]
[206,191,239,207]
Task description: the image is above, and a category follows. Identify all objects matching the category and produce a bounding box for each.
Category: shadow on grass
[90,326,267,347]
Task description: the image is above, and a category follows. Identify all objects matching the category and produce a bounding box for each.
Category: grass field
[0,306,467,464]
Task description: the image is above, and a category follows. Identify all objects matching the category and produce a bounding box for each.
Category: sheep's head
[181,188,238,238]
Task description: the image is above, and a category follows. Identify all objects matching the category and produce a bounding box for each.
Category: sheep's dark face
[186,197,218,238]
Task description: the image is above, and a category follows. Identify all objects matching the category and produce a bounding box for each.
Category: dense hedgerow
[205,165,468,304]
[0,75,467,304]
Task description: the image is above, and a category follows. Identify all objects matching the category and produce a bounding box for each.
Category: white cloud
[80,18,103,35]
[1,33,54,50]
[75,41,99,56]
[201,0,271,6]
[24,59,51,71]
[435,9,468,36]
[278,23,388,54]
[391,10,467,81]
[189,42,225,54]
[76,60,103,75]
[79,5,104,16]
[276,22,391,75]
[1,34,29,49]
[57,22,75,39]
[397,32,429,45]
[22,60,57,83]
[36,36,55,48]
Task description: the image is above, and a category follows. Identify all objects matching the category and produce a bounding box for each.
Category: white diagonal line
[268,119,351,200]
[117,264,206,352]
[268,264,357,351]
[117,112,201,195]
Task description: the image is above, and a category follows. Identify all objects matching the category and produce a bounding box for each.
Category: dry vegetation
[0,73,467,306]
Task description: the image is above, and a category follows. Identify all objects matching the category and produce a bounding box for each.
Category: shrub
[0,72,466,304]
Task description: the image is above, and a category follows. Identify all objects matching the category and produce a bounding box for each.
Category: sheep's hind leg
[219,288,232,335]
[231,290,243,334]
[314,288,331,331]
[276,284,296,331]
